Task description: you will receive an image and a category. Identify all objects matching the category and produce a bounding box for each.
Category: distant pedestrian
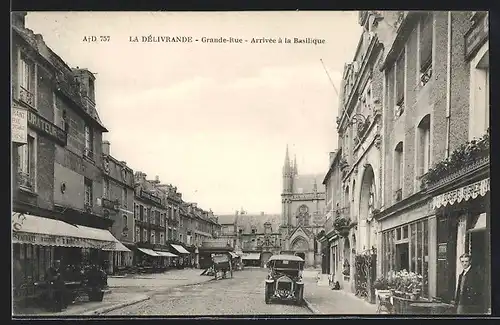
[454,253,484,314]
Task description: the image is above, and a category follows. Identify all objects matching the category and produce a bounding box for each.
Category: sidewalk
[13,268,212,316]
[303,278,377,314]
[13,291,150,316]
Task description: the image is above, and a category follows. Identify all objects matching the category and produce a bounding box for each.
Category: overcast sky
[26,11,362,215]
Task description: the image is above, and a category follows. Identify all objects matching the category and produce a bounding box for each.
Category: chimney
[12,12,27,28]
[329,151,337,165]
[102,141,110,156]
[155,175,159,182]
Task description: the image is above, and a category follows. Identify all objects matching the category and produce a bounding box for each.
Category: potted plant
[373,277,389,291]
[334,217,351,237]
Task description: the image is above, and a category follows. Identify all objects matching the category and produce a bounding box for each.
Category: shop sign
[12,107,28,144]
[12,231,114,249]
[12,232,87,247]
[27,110,67,146]
[465,13,489,61]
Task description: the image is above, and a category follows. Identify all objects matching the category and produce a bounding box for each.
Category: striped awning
[137,248,159,257]
[171,244,190,254]
[432,178,490,209]
[154,251,178,257]
[242,253,261,260]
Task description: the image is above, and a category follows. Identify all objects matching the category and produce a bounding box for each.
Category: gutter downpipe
[445,11,452,158]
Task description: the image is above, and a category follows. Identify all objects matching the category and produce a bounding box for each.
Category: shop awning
[154,251,178,257]
[432,178,490,209]
[228,252,239,259]
[137,248,160,257]
[11,213,126,250]
[171,244,190,254]
[242,253,261,260]
[468,213,487,233]
[75,225,131,252]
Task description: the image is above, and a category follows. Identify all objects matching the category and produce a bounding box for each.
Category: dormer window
[88,78,95,102]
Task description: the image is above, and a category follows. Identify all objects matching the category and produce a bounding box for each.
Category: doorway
[295,252,305,260]
[396,243,409,271]
[470,229,488,313]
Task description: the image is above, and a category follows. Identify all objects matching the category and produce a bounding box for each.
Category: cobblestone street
[106,268,312,315]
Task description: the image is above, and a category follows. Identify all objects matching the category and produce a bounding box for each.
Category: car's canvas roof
[268,254,304,262]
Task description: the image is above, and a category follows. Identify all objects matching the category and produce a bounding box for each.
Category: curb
[303,298,321,314]
[82,295,151,315]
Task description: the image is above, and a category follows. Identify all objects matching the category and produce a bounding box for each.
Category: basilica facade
[280,146,326,267]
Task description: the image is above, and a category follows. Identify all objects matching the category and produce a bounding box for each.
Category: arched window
[394,141,404,202]
[417,115,431,177]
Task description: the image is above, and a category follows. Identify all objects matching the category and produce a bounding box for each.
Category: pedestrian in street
[453,253,484,314]
[45,260,67,312]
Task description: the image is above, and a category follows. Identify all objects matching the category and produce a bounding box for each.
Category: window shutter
[419,14,433,72]
[396,52,405,104]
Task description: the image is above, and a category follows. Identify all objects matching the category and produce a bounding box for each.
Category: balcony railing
[17,171,35,191]
[19,86,35,107]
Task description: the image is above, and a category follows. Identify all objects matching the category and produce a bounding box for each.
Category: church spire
[293,154,298,176]
[283,144,290,174]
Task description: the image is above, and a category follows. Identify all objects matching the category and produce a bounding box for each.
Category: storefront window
[382,218,429,297]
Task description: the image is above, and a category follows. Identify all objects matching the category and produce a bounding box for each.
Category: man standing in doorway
[45,260,67,311]
[454,253,484,314]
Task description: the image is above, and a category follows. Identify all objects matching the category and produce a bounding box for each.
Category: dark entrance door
[470,229,488,313]
[295,252,306,260]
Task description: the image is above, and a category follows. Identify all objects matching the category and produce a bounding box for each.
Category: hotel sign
[140,189,162,206]
[465,13,489,61]
[12,107,27,144]
[27,110,67,146]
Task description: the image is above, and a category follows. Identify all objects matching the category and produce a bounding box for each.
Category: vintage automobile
[264,254,305,305]
[211,253,233,280]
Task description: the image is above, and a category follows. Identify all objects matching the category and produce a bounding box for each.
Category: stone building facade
[101,140,135,270]
[281,146,326,267]
[11,12,130,286]
[320,11,490,312]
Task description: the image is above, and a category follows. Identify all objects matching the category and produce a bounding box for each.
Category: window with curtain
[84,178,93,206]
[17,135,35,191]
[419,13,433,73]
[394,142,404,201]
[20,56,32,91]
[396,50,405,106]
[123,215,128,229]
[84,124,93,156]
[417,115,431,177]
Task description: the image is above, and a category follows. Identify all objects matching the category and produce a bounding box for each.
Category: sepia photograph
[10,10,490,317]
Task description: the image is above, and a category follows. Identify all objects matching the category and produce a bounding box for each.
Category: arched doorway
[291,237,309,264]
[359,164,376,251]
[261,251,273,267]
[295,252,306,260]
